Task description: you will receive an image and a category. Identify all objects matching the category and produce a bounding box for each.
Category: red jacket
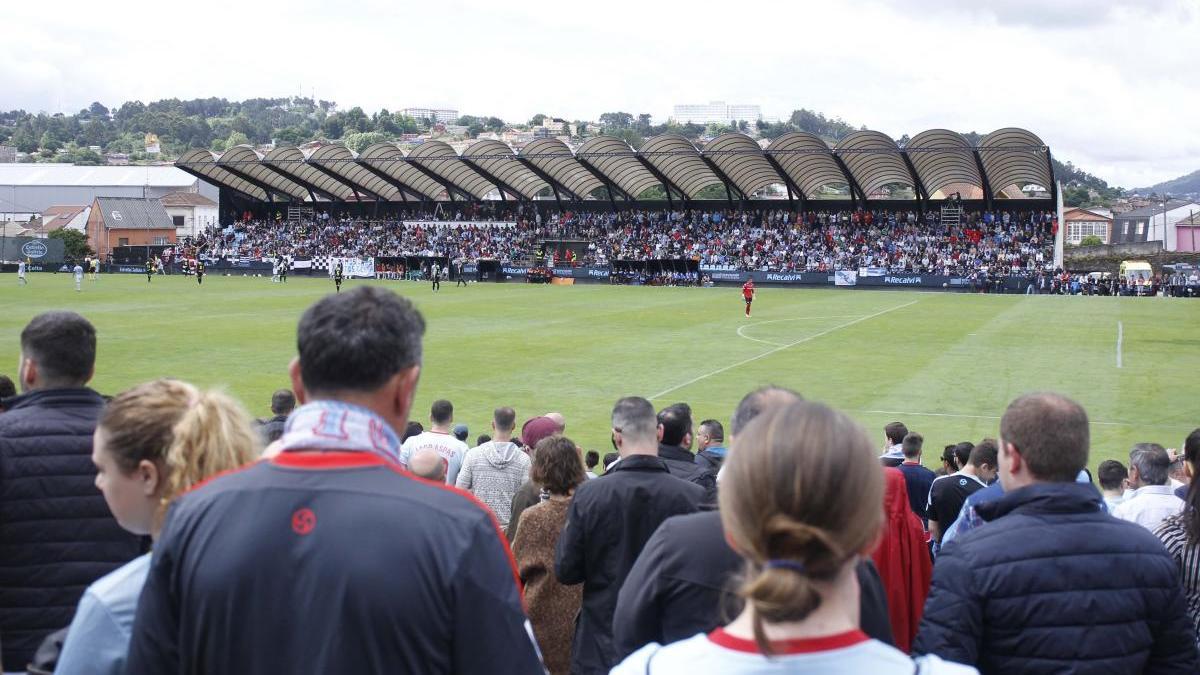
[872,468,932,652]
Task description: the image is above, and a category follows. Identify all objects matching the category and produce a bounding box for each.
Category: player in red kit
[742,279,755,317]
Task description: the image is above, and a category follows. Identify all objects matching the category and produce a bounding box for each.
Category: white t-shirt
[18,261,26,277]
[398,430,468,485]
[612,629,977,675]
[74,265,84,281]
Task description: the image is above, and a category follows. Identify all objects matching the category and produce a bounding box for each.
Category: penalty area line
[649,300,918,400]
[857,409,1130,427]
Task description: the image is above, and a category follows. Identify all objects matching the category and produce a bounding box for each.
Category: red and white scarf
[277,400,403,464]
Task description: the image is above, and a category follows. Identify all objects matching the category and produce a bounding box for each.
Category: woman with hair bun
[613,401,975,674]
[55,379,261,675]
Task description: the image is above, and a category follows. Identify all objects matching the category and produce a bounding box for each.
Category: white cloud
[2,0,1198,187]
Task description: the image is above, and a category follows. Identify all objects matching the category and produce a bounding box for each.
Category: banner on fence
[329,258,376,278]
[404,220,516,229]
[834,270,858,286]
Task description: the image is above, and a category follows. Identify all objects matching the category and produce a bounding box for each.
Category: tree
[49,228,92,258]
[343,131,389,153]
[1079,235,1104,247]
[39,131,62,152]
[10,127,37,153]
[529,113,547,126]
[485,116,505,132]
[599,112,633,130]
[88,101,110,119]
[225,131,250,148]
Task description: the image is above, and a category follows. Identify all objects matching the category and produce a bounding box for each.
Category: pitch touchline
[857,409,1133,427]
[649,300,919,400]
[736,315,867,348]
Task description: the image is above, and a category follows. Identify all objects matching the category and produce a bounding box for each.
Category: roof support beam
[972,149,994,210]
[635,156,683,208]
[831,154,866,208]
[574,155,636,202]
[260,163,341,201]
[307,162,391,202]
[176,164,264,202]
[516,158,583,202]
[699,155,746,207]
[406,160,475,202]
[1046,148,1058,209]
[459,157,528,202]
[356,160,421,202]
[899,150,930,204]
[763,153,807,212]
[217,163,298,202]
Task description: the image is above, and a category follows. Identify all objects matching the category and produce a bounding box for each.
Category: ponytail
[163,389,262,508]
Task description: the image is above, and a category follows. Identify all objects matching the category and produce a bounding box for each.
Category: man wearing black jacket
[656,403,716,502]
[556,396,705,675]
[0,312,144,669]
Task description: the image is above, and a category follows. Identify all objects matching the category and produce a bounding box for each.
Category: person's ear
[656,424,665,442]
[137,459,162,497]
[288,358,308,405]
[391,365,420,424]
[20,357,37,390]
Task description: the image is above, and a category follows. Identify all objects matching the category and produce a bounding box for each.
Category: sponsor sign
[21,240,48,258]
[404,220,516,230]
[329,258,376,278]
[834,270,858,286]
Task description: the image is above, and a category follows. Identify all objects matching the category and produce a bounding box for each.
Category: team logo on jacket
[291,507,317,535]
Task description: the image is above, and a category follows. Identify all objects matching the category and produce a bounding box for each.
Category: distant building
[86,196,177,260]
[0,164,218,214]
[401,107,458,124]
[160,191,218,238]
[1062,206,1113,244]
[1176,211,1200,252]
[672,101,763,125]
[1110,199,1200,251]
[39,205,90,233]
[0,146,15,163]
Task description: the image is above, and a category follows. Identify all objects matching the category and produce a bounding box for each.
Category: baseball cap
[452,424,469,442]
[521,416,559,450]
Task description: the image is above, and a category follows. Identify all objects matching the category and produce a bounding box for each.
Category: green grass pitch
[2,272,1197,471]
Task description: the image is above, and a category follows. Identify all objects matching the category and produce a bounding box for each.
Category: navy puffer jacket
[0,388,145,669]
[914,481,1199,674]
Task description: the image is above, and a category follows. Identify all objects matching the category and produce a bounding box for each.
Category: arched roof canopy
[176,149,268,201]
[576,136,661,199]
[980,128,1052,198]
[307,144,411,201]
[905,129,982,197]
[639,134,723,199]
[218,145,310,201]
[765,132,847,198]
[408,141,497,200]
[358,143,448,200]
[461,140,548,200]
[835,131,914,198]
[703,133,784,196]
[519,138,603,199]
[264,146,357,201]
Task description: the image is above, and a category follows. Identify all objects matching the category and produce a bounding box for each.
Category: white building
[0,164,218,216]
[401,107,459,124]
[160,191,219,238]
[672,101,764,125]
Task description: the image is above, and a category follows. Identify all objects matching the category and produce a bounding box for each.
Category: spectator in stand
[613,386,895,663]
[505,415,562,541]
[880,421,908,467]
[398,399,469,485]
[1098,459,1131,511]
[0,312,145,670]
[693,418,727,475]
[1114,443,1186,532]
[456,407,530,529]
[657,403,716,501]
[1155,428,1200,646]
[915,393,1199,673]
[556,396,705,674]
[408,448,447,482]
[873,468,934,653]
[56,379,261,675]
[511,435,587,675]
[585,450,599,479]
[125,287,542,674]
[257,388,295,444]
[613,402,971,674]
[898,432,936,525]
[927,441,992,550]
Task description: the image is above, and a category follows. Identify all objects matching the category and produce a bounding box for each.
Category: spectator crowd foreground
[0,289,1197,674]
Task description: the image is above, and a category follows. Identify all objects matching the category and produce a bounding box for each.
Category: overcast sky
[4,0,1198,187]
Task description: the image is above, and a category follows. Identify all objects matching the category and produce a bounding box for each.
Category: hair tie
[764,559,806,573]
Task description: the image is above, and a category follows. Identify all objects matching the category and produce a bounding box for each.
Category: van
[1119,260,1154,296]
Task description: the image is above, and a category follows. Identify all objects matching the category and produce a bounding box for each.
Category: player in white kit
[17,260,27,286]
[73,263,84,292]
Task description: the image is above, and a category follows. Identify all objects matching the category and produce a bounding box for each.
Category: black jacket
[555,454,704,674]
[658,443,716,503]
[0,388,144,669]
[612,510,893,660]
[694,447,725,474]
[257,414,288,444]
[914,481,1199,674]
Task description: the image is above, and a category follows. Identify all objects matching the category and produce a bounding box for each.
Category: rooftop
[0,164,197,188]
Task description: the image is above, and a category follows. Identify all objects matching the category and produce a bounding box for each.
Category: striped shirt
[1156,514,1200,646]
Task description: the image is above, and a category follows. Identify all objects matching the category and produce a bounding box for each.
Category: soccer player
[431,262,441,292]
[271,257,280,283]
[90,257,99,280]
[279,255,288,283]
[73,262,84,292]
[333,260,344,293]
[145,258,154,283]
[456,259,467,287]
[742,278,755,317]
[18,259,27,286]
[196,261,205,286]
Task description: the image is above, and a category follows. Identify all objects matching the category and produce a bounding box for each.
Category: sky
[3,0,1198,188]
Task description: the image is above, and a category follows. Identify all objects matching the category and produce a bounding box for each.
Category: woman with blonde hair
[55,379,261,675]
[613,401,974,674]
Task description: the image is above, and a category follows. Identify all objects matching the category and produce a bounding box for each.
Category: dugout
[611,258,699,285]
[109,245,173,265]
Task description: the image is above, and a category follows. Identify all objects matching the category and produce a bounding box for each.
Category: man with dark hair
[126,287,541,675]
[585,450,600,479]
[656,403,714,500]
[0,373,15,408]
[898,432,936,525]
[398,399,469,485]
[557,396,704,674]
[456,407,530,529]
[927,439,992,549]
[1097,459,1130,511]
[258,388,296,444]
[693,419,726,475]
[880,421,909,467]
[0,312,144,668]
[916,392,1198,673]
[1113,443,1184,531]
[729,385,802,439]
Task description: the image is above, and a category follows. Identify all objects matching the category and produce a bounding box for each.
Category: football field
[2,272,1197,470]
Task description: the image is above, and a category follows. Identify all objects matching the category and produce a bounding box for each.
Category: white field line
[1117,321,1124,369]
[857,409,1130,427]
[649,301,918,400]
[735,315,867,348]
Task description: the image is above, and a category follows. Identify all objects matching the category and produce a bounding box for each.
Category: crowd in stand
[2,291,1199,674]
[189,206,1058,277]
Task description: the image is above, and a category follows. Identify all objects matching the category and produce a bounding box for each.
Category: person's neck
[620,441,659,458]
[902,455,921,464]
[724,565,859,642]
[1101,487,1123,498]
[430,423,451,434]
[492,431,513,443]
[960,464,979,477]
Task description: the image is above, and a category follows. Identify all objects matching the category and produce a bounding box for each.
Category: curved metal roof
[519,138,603,200]
[175,149,268,201]
[461,140,548,200]
[836,131,914,197]
[218,145,309,201]
[263,146,357,201]
[764,132,847,198]
[640,134,724,199]
[704,133,784,196]
[905,129,983,198]
[357,143,447,200]
[979,128,1053,196]
[575,136,661,199]
[408,141,498,200]
[307,144,411,201]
